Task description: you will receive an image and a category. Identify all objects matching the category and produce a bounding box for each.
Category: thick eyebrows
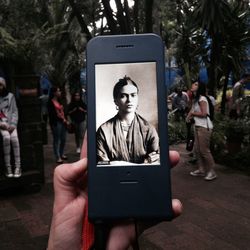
[120,91,138,95]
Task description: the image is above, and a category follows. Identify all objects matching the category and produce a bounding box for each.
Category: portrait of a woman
[96,76,159,165]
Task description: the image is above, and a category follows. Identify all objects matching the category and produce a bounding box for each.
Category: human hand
[144,151,160,163]
[78,107,85,112]
[186,112,194,123]
[8,125,15,133]
[47,161,88,250]
[64,119,69,126]
[0,122,9,130]
[186,116,191,123]
[48,134,182,250]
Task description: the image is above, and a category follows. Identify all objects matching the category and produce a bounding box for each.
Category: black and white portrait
[95,62,160,166]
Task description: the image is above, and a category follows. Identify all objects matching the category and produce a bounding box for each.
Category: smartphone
[87,33,172,221]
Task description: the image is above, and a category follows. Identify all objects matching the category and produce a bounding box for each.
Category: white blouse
[192,96,213,129]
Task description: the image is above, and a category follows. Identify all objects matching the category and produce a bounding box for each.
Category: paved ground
[0,131,79,250]
[140,144,250,250]
[0,132,250,249]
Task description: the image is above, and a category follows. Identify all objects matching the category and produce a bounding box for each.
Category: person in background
[48,86,68,164]
[186,80,196,163]
[0,77,21,178]
[39,88,49,125]
[172,87,189,121]
[230,74,250,119]
[186,80,217,181]
[168,87,177,105]
[67,91,87,154]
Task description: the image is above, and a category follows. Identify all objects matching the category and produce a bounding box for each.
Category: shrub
[212,112,250,171]
[168,119,187,145]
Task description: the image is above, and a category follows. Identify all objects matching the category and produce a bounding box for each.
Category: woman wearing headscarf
[0,77,21,177]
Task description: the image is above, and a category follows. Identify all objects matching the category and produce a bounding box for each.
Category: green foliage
[225,119,246,142]
[220,2,250,80]
[216,148,250,174]
[192,0,232,35]
[168,118,187,145]
[0,27,18,59]
[168,109,250,172]
[212,110,250,171]
[0,0,87,86]
[0,0,249,95]
[210,113,227,154]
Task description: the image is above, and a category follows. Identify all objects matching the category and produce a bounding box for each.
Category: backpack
[205,96,214,121]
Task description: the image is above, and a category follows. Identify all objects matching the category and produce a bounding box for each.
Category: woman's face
[191,82,199,93]
[54,88,62,98]
[115,84,138,114]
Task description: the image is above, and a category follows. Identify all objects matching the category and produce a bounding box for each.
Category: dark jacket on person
[68,100,87,123]
[48,99,65,127]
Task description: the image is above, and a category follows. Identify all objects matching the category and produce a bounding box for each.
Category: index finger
[169,151,180,168]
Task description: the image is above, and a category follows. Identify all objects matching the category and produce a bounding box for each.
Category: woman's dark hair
[113,76,138,99]
[70,90,82,103]
[191,78,199,84]
[49,86,61,100]
[0,78,8,97]
[0,87,8,97]
[194,80,207,102]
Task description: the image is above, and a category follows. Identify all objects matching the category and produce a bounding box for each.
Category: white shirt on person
[192,96,213,130]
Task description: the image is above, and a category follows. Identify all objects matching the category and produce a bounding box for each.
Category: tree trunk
[92,1,97,35]
[115,0,129,33]
[184,62,191,89]
[133,0,140,33]
[144,0,154,33]
[176,0,182,26]
[67,0,92,41]
[207,36,218,96]
[102,0,119,34]
[100,16,105,35]
[221,66,230,115]
[124,0,132,33]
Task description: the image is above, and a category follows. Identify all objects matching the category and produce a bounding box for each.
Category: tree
[98,0,160,35]
[220,1,250,114]
[0,0,90,94]
[173,0,207,88]
[34,1,88,88]
[144,0,154,32]
[67,0,92,41]
[192,0,233,95]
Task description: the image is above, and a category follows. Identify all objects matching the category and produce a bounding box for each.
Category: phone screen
[95,62,160,167]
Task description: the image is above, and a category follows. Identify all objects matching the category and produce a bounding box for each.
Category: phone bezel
[87,34,172,221]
